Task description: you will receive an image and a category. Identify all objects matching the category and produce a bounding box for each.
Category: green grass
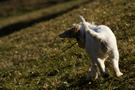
[0,0,135,89]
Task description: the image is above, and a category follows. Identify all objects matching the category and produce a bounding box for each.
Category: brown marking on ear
[72,24,80,34]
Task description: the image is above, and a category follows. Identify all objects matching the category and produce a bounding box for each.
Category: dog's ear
[72,24,80,34]
[59,24,80,38]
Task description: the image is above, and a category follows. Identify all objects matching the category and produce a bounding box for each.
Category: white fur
[79,16,123,80]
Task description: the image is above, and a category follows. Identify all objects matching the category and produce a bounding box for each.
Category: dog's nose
[59,33,66,38]
[59,34,63,38]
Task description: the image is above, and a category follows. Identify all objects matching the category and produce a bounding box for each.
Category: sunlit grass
[0,0,135,89]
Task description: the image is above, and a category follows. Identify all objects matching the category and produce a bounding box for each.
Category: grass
[0,0,88,29]
[0,0,70,18]
[0,0,135,89]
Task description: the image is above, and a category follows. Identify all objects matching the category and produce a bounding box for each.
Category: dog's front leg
[97,58,109,78]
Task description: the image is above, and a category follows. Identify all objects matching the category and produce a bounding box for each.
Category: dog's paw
[86,74,99,81]
[102,73,109,78]
[86,76,92,81]
[116,72,123,77]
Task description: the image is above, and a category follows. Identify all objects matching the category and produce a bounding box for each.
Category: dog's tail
[80,15,86,22]
[80,15,102,41]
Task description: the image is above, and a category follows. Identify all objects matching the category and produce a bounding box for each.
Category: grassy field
[0,0,88,36]
[0,0,70,18]
[0,0,135,89]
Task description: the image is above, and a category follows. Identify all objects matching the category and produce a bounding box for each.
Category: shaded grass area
[0,0,135,89]
[0,0,70,18]
[0,0,89,37]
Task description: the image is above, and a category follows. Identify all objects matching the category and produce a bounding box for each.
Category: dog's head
[59,24,80,38]
[59,23,85,48]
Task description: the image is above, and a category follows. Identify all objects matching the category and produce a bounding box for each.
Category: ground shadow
[0,1,90,37]
[0,0,8,2]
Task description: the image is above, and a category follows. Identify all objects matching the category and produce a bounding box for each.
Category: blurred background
[0,0,88,37]
[0,0,71,18]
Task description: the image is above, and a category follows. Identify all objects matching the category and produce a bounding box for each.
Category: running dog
[59,16,123,80]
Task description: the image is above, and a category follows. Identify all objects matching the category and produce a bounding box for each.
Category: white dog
[59,16,123,80]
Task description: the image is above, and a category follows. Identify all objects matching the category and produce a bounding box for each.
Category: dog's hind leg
[86,64,100,81]
[110,49,123,77]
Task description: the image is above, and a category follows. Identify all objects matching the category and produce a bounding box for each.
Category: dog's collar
[84,32,86,42]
